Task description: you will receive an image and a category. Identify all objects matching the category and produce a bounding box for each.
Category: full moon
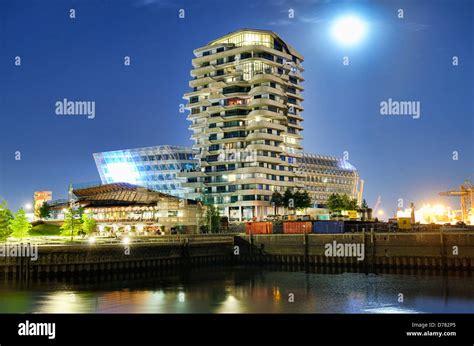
[331,16,367,46]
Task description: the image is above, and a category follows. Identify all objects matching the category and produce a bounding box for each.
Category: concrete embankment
[0,236,234,279]
[236,231,474,270]
[1,232,473,280]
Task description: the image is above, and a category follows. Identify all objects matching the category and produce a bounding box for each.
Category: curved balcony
[245,143,283,153]
[207,115,224,123]
[233,190,274,198]
[186,112,205,121]
[208,93,225,102]
[191,65,216,77]
[284,131,303,140]
[287,112,303,121]
[288,103,304,111]
[188,123,207,131]
[189,76,213,88]
[249,73,285,85]
[209,80,226,90]
[186,99,210,108]
[223,102,252,110]
[246,132,282,142]
[249,98,286,109]
[286,80,304,91]
[256,155,284,165]
[234,166,293,176]
[183,88,208,98]
[247,109,286,121]
[249,85,285,98]
[206,105,225,113]
[286,91,304,100]
[287,122,303,130]
[191,136,210,145]
[247,120,286,132]
[207,127,223,134]
[289,70,305,82]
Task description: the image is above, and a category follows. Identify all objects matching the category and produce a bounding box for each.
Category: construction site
[393,176,473,227]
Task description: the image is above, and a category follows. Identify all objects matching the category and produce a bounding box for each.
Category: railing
[1,234,237,246]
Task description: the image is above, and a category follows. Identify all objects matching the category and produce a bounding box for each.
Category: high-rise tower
[182,29,305,221]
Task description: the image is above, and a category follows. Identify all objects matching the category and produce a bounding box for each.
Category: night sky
[0,0,472,215]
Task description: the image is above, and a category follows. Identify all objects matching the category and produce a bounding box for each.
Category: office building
[93,145,199,199]
[297,153,361,206]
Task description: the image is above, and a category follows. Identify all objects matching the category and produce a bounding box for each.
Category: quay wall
[0,238,234,279]
[1,232,473,280]
[236,232,474,270]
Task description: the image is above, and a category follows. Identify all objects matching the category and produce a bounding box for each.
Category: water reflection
[0,266,473,313]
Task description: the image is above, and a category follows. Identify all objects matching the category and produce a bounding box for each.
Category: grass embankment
[29,223,61,236]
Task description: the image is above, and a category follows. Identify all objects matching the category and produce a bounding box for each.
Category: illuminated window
[239,61,273,81]
[214,31,274,48]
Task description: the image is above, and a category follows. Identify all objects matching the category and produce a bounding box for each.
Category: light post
[70,209,74,242]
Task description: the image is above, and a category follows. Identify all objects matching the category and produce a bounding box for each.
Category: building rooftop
[93,145,196,157]
[197,28,304,60]
[299,153,358,172]
[49,182,199,209]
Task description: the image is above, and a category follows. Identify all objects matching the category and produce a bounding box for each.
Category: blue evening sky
[0,0,473,215]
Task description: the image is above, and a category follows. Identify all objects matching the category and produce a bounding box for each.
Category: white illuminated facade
[181,29,305,221]
[297,154,360,206]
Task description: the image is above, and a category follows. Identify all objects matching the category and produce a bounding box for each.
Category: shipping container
[343,221,375,233]
[245,222,272,235]
[312,221,344,234]
[272,222,283,234]
[283,221,312,234]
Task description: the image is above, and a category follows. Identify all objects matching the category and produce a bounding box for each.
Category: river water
[0,266,473,313]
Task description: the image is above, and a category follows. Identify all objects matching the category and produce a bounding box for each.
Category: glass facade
[212,31,274,48]
[239,61,274,81]
[93,145,199,199]
[297,153,360,205]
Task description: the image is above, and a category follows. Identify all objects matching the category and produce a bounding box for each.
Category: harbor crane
[439,176,473,223]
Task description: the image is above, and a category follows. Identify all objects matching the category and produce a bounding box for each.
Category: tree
[9,208,32,239]
[294,190,312,210]
[361,199,369,209]
[283,188,294,210]
[38,202,51,219]
[81,212,97,236]
[348,198,358,210]
[326,193,344,212]
[60,208,82,241]
[341,194,358,210]
[0,199,13,240]
[270,191,284,215]
[327,193,359,214]
[205,205,220,233]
